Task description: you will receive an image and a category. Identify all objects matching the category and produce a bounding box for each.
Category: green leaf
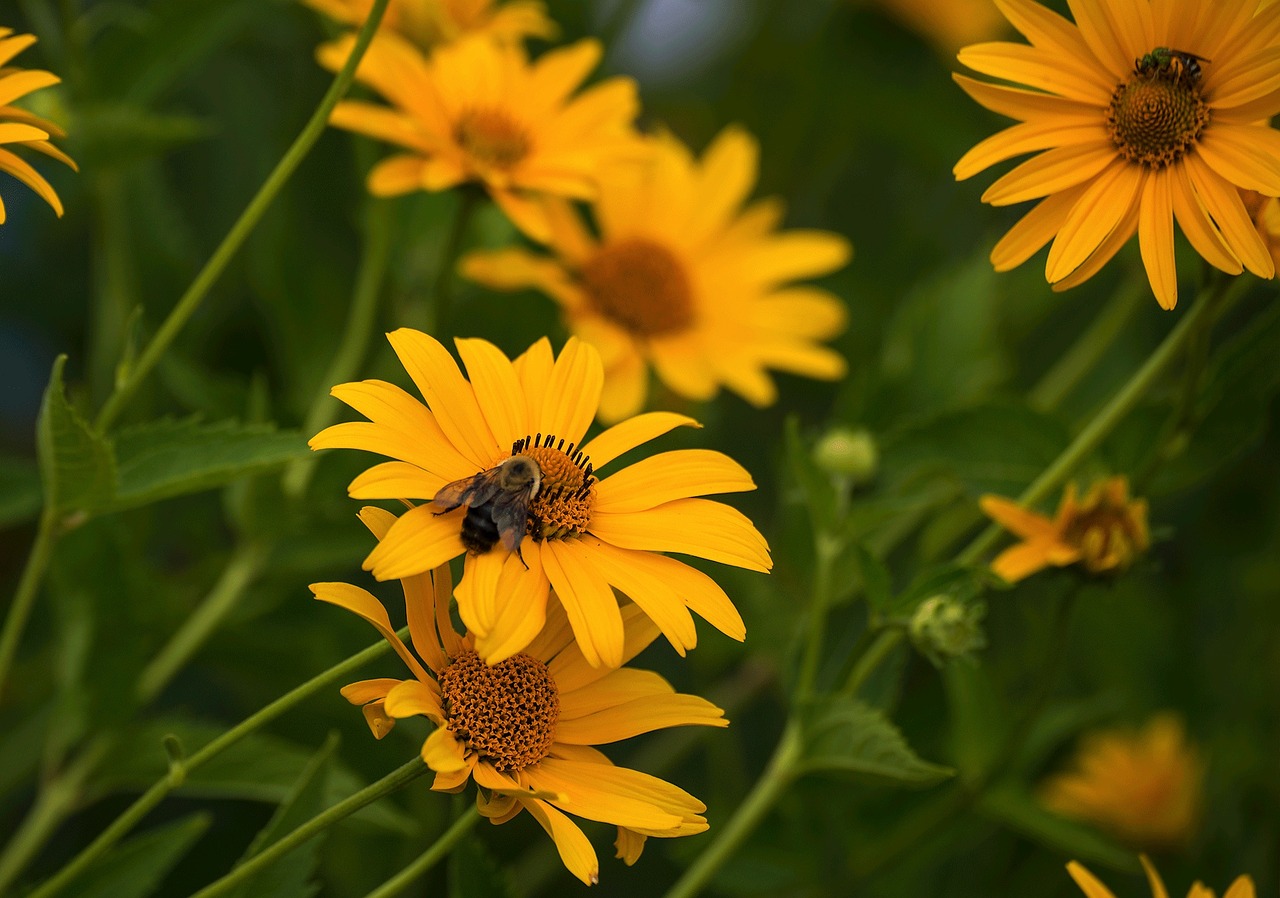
[63,813,211,898]
[111,418,310,511]
[449,834,515,898]
[942,661,1009,780]
[73,105,214,168]
[36,356,117,517]
[853,544,893,614]
[978,786,1140,872]
[797,698,954,786]
[224,734,340,898]
[0,455,41,527]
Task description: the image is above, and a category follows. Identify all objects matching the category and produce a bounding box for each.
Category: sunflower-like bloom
[302,0,555,50]
[310,330,768,668]
[980,475,1149,583]
[870,0,1008,53]
[1069,856,1254,898]
[1242,189,1280,273]
[954,0,1280,309]
[1041,714,1203,848]
[318,33,644,242]
[0,28,77,224]
[462,126,850,421]
[312,507,726,885]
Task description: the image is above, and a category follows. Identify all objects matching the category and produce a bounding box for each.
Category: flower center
[1107,57,1210,168]
[454,108,531,170]
[579,239,695,338]
[1064,506,1145,574]
[509,434,596,541]
[439,650,559,771]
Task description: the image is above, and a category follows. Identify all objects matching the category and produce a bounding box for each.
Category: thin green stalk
[25,629,406,898]
[361,810,481,898]
[190,759,430,898]
[839,628,905,699]
[0,507,59,702]
[93,0,391,432]
[662,722,803,898]
[958,278,1230,566]
[135,542,271,704]
[794,532,840,701]
[87,172,140,408]
[1029,278,1145,411]
[283,198,396,500]
[421,189,480,336]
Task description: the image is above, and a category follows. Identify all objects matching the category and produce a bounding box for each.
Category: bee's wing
[431,470,501,512]
[488,488,535,552]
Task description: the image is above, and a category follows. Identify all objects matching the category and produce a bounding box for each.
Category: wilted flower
[1068,855,1253,898]
[1042,714,1203,849]
[310,331,767,668]
[955,0,1280,308]
[0,28,77,224]
[462,126,850,421]
[980,476,1149,584]
[302,0,555,49]
[314,507,727,885]
[317,34,645,241]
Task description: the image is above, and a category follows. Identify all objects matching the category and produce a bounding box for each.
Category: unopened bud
[909,595,986,667]
[814,427,878,484]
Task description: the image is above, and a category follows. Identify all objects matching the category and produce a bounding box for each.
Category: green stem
[135,542,271,704]
[189,759,430,898]
[794,532,840,701]
[87,171,140,408]
[839,628,905,699]
[662,722,802,898]
[958,278,1230,566]
[282,198,396,500]
[421,189,480,336]
[361,810,480,898]
[0,507,59,703]
[25,629,406,898]
[92,0,391,433]
[1029,278,1145,412]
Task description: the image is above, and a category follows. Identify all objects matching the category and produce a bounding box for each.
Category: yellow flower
[869,0,1008,53]
[1242,189,1280,274]
[0,28,77,224]
[310,330,768,668]
[301,0,555,50]
[1041,714,1203,848]
[318,33,644,242]
[980,475,1149,583]
[954,0,1280,309]
[1069,856,1254,898]
[312,506,727,886]
[462,126,850,421]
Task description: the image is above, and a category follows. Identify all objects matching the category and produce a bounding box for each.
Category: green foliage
[37,356,117,518]
[61,814,211,898]
[797,698,954,786]
[449,836,515,898]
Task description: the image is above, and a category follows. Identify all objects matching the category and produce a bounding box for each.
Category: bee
[1134,48,1209,86]
[431,455,541,562]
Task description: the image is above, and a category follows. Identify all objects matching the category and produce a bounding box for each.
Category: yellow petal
[615,828,646,865]
[539,337,603,448]
[1046,160,1143,282]
[471,549,550,664]
[0,147,62,215]
[1138,168,1178,309]
[456,337,529,450]
[579,412,701,470]
[339,677,402,705]
[549,605,660,693]
[310,582,429,682]
[1139,855,1170,898]
[522,766,686,831]
[523,799,599,886]
[554,694,728,744]
[574,537,696,655]
[1066,861,1119,898]
[588,498,772,572]
[364,503,467,581]
[981,142,1117,207]
[384,677,444,722]
[595,449,756,513]
[541,540,624,669]
[559,668,675,719]
[348,461,446,501]
[1222,877,1257,898]
[421,727,468,772]
[0,69,60,107]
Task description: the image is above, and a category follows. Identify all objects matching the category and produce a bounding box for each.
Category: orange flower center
[1063,503,1146,574]
[509,434,596,541]
[454,108,531,170]
[1107,58,1210,168]
[579,238,695,338]
[439,649,559,771]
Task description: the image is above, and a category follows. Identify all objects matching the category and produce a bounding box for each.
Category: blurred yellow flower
[318,34,645,241]
[980,475,1149,583]
[302,0,555,50]
[310,330,767,668]
[954,0,1280,309]
[1043,714,1202,849]
[1242,189,1280,274]
[1068,855,1254,898]
[313,508,726,886]
[462,126,850,421]
[868,0,1007,53]
[0,28,77,224]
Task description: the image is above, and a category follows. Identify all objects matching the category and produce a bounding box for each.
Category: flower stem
[662,721,803,898]
[189,759,431,898]
[282,197,396,500]
[0,507,59,703]
[92,0,391,433]
[794,532,840,701]
[24,629,406,898]
[360,809,481,898]
[421,188,480,336]
[958,277,1232,566]
[839,627,905,699]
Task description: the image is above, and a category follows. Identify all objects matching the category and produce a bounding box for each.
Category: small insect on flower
[431,443,548,562]
[1133,47,1209,87]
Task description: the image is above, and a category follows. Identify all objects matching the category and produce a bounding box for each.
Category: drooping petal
[523,799,600,886]
[310,582,430,682]
[1137,168,1179,310]
[541,539,624,669]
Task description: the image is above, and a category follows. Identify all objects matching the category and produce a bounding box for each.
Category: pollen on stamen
[511,433,596,540]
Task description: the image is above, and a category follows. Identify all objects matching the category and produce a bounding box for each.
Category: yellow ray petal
[540,757,707,815]
[339,677,402,705]
[0,69,59,106]
[310,582,430,682]
[1170,162,1241,275]
[993,0,1115,92]
[981,142,1117,207]
[364,503,467,581]
[579,412,701,470]
[549,605,660,693]
[1185,153,1275,278]
[575,536,697,655]
[588,498,772,572]
[594,449,756,514]
[522,766,686,831]
[559,668,675,719]
[539,337,603,448]
[1138,168,1179,310]
[0,147,62,215]
[456,337,529,450]
[1222,877,1257,898]
[1046,160,1143,282]
[384,678,445,721]
[1196,123,1280,196]
[541,539,624,669]
[421,726,468,772]
[955,119,1106,180]
[991,184,1089,271]
[1066,861,1119,898]
[952,73,1102,122]
[596,347,649,425]
[1139,855,1171,898]
[554,694,729,744]
[348,460,446,501]
[472,548,550,664]
[958,42,1109,103]
[523,799,599,886]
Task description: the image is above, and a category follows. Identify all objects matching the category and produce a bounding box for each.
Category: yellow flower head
[955,0,1280,309]
[1241,188,1280,274]
[870,0,1009,53]
[312,508,726,886]
[310,330,768,668]
[318,34,645,241]
[1068,856,1254,898]
[462,126,851,421]
[980,475,1149,583]
[1042,714,1203,848]
[301,0,555,50]
[0,28,77,224]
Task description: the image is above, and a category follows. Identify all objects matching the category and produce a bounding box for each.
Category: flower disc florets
[454,108,532,169]
[1106,60,1210,169]
[580,239,696,337]
[509,434,596,540]
[439,650,559,771]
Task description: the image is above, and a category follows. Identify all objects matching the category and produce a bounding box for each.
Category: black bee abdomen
[461,506,500,554]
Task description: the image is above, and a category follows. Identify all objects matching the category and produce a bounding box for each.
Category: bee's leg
[515,544,529,571]
[431,500,464,516]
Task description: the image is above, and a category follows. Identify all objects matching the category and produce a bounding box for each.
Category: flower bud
[909,595,986,666]
[813,427,878,484]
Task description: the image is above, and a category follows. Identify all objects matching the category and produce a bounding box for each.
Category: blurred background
[1,0,1278,895]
